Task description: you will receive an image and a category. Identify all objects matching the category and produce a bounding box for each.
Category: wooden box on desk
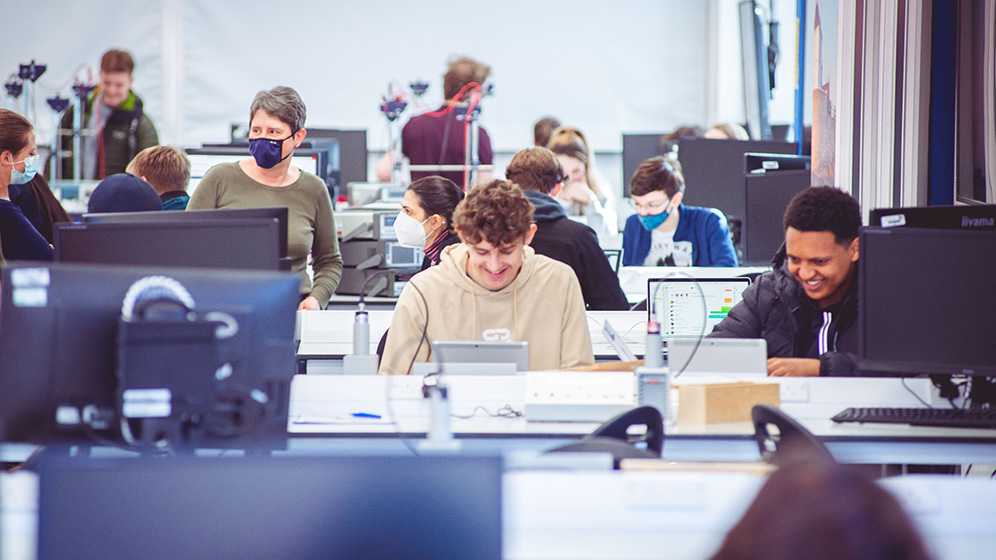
[677,381,779,424]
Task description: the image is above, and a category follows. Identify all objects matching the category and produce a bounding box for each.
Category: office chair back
[752,404,833,465]
[546,406,664,469]
[590,405,664,456]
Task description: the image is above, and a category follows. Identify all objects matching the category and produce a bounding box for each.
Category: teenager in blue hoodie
[505,147,629,310]
[622,156,737,267]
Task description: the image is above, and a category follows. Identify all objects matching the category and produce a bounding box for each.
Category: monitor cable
[382,280,432,457]
[647,271,709,379]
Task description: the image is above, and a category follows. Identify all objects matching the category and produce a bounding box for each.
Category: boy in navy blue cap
[87,173,162,213]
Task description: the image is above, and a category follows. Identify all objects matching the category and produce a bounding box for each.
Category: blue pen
[352,412,382,419]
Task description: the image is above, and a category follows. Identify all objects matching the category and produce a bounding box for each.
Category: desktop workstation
[4,210,996,560]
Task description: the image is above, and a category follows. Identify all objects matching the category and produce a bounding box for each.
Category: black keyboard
[831,407,996,429]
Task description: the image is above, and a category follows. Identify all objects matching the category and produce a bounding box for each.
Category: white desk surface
[300,265,772,358]
[4,467,995,560]
[617,265,770,303]
[297,309,648,361]
[287,374,996,465]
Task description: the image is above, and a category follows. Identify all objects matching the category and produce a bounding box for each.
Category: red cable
[423,82,481,117]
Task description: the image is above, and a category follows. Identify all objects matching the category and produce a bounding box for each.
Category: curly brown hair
[452,179,534,247]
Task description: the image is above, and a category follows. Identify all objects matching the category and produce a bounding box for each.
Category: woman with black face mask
[187,86,343,310]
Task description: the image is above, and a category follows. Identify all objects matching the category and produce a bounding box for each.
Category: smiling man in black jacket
[709,186,861,376]
[505,147,629,311]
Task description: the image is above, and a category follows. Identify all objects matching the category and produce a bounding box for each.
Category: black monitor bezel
[54,218,283,271]
[858,226,996,378]
[83,206,290,258]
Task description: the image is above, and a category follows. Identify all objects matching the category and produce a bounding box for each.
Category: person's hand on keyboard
[767,357,820,377]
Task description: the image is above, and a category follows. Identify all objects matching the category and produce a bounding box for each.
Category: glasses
[629,197,671,213]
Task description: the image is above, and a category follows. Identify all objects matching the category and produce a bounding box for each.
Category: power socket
[388,376,423,400]
[779,378,810,402]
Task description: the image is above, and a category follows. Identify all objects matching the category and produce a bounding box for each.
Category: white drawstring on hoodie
[818,310,832,355]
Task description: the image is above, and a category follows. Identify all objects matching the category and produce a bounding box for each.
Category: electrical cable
[900,377,936,409]
[36,63,93,92]
[648,271,709,379]
[381,280,433,457]
[449,405,523,420]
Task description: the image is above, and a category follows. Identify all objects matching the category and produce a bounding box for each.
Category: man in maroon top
[378,57,494,188]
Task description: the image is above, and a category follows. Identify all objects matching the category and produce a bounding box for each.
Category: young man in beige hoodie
[379,179,594,374]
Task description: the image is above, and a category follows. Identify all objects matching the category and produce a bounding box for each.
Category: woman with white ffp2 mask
[397,176,465,270]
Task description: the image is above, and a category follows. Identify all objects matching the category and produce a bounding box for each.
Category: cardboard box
[677,381,780,424]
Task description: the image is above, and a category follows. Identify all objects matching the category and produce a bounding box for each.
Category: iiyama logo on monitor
[962,216,995,227]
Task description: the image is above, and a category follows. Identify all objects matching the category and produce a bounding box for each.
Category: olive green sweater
[187,162,342,307]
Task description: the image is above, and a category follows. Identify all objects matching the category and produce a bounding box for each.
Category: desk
[617,265,769,304]
[4,468,995,560]
[296,309,649,369]
[504,470,996,560]
[287,375,996,466]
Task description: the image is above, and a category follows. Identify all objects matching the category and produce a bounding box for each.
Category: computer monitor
[742,162,810,265]
[55,218,283,271]
[304,128,369,192]
[868,204,996,230]
[621,133,667,198]
[858,227,996,378]
[185,147,327,197]
[84,206,290,259]
[37,455,503,560]
[0,262,300,449]
[677,137,797,221]
[648,277,751,339]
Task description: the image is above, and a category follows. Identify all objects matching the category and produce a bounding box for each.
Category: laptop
[667,337,768,377]
[647,277,751,339]
[424,340,530,375]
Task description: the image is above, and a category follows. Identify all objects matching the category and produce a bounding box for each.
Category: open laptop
[647,277,751,339]
[667,337,768,377]
[422,340,530,375]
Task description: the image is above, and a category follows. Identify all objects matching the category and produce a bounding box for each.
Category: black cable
[382,376,421,458]
[357,269,393,305]
[900,377,934,409]
[405,282,432,376]
[648,272,708,379]
[450,405,523,420]
[437,110,452,169]
[382,281,433,457]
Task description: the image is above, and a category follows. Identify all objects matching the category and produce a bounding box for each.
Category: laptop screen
[647,277,751,338]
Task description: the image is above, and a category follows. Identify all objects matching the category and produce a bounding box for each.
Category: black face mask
[249,133,293,169]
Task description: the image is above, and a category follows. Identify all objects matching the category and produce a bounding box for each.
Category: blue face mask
[249,133,294,169]
[638,200,673,231]
[8,154,40,185]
